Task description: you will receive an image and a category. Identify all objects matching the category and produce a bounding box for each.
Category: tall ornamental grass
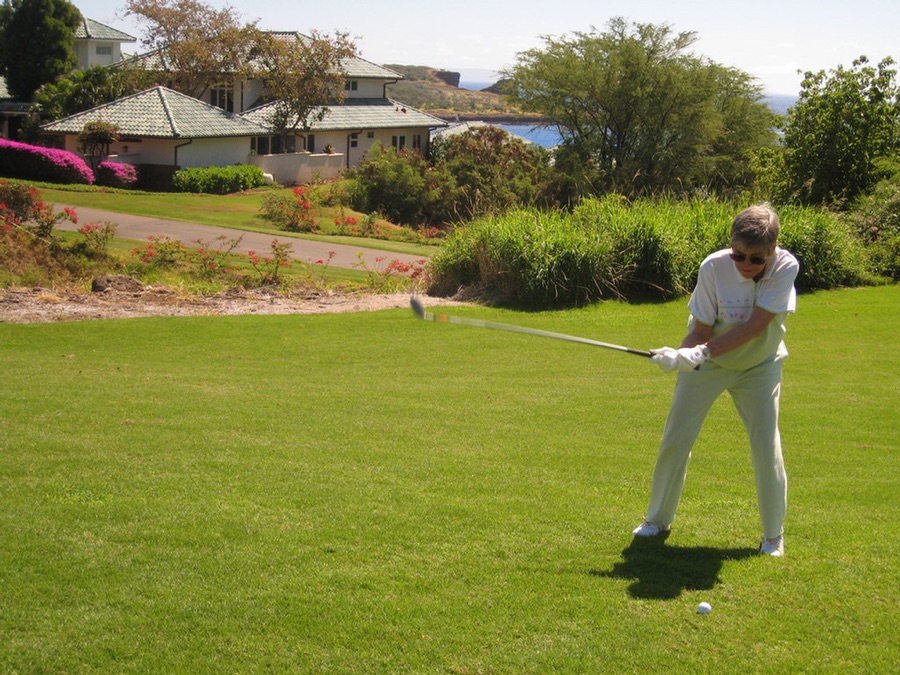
[428,197,873,307]
[845,176,900,280]
[569,197,733,298]
[428,208,626,306]
[777,205,870,289]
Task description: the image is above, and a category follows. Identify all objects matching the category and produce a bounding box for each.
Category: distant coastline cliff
[383,65,545,123]
[433,70,461,88]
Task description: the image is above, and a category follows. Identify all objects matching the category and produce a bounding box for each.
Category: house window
[210,85,234,113]
[95,45,113,56]
[274,135,296,153]
[391,135,406,150]
[350,133,358,149]
[306,135,315,153]
[412,134,423,151]
[251,137,270,155]
[367,131,375,139]
[344,81,358,91]
[252,135,295,155]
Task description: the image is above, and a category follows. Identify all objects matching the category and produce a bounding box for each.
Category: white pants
[645,357,787,539]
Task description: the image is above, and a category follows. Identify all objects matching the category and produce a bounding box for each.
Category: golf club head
[409,295,426,319]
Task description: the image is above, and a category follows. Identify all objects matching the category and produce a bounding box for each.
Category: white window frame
[210,85,234,113]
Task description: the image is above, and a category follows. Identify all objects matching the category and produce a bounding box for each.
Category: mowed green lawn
[1,286,896,673]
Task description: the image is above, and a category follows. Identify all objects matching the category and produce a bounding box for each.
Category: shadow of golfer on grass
[590,535,757,600]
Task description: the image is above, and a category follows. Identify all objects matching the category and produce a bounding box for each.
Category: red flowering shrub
[0,180,39,221]
[0,180,78,237]
[0,138,94,184]
[259,187,317,232]
[352,253,428,292]
[78,222,117,253]
[130,236,186,266]
[246,240,293,285]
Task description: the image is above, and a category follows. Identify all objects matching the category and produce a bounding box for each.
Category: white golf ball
[697,601,712,614]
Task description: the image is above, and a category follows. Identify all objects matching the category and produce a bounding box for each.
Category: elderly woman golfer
[633,204,799,556]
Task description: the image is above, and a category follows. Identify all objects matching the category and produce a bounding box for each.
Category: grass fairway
[1,286,897,673]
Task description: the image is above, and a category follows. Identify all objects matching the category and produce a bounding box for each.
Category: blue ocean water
[458,81,493,91]
[764,94,797,115]
[496,123,563,149]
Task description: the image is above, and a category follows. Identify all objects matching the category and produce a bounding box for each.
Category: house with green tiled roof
[37,25,448,184]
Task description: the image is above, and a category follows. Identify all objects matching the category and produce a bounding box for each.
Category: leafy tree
[0,0,82,101]
[347,144,459,227]
[704,64,783,192]
[124,0,262,100]
[431,125,564,219]
[251,30,357,139]
[349,128,567,227]
[15,65,152,143]
[77,119,119,170]
[34,65,143,121]
[781,56,899,206]
[503,18,778,196]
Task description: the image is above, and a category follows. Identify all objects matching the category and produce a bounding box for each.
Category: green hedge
[171,164,266,194]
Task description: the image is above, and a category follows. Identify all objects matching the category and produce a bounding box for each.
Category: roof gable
[342,57,403,80]
[40,86,270,139]
[74,17,136,42]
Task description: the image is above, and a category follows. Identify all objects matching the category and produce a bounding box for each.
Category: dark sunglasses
[730,251,767,265]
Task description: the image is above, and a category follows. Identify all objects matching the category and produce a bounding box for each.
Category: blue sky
[79,0,898,95]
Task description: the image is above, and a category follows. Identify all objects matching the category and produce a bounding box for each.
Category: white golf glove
[651,345,709,372]
[650,347,679,372]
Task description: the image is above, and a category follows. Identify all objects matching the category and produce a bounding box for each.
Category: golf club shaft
[410,297,651,357]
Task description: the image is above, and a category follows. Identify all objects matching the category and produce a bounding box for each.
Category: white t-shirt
[688,247,799,371]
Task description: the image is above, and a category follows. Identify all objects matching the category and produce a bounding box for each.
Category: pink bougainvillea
[0,138,94,185]
[96,161,138,188]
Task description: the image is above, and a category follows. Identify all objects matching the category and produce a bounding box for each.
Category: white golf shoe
[760,535,784,556]
[632,521,671,537]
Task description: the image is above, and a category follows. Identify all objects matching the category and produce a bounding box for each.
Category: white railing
[246,152,344,186]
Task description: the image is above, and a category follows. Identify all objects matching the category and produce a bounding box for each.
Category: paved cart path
[53,205,429,271]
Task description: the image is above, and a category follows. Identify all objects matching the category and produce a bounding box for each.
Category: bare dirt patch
[0,284,467,324]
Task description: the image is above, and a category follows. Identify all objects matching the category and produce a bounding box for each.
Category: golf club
[410,296,652,357]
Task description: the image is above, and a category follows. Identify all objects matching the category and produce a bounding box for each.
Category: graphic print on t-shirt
[719,292,754,324]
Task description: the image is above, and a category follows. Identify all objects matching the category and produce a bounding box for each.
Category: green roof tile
[241,98,447,131]
[40,86,270,138]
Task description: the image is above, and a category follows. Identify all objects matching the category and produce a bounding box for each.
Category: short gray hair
[731,204,781,248]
